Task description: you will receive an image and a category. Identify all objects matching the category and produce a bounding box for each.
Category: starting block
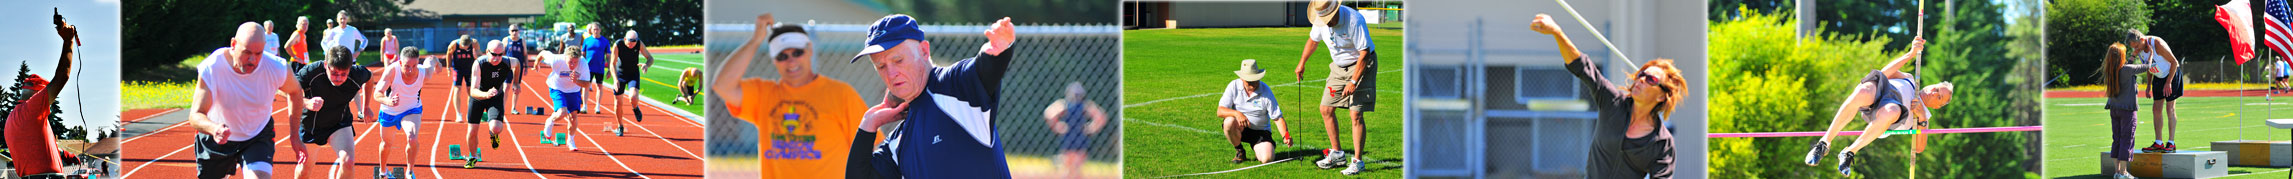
[2208,140,2291,166]
[2098,151,2229,178]
[375,167,410,179]
[446,145,464,160]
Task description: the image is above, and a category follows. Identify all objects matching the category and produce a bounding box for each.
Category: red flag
[2220,0,2257,64]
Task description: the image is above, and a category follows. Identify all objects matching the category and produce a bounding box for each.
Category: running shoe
[540,131,555,145]
[464,159,476,169]
[2114,172,2136,179]
[1837,151,1857,175]
[1803,141,1829,166]
[615,125,626,137]
[1341,158,1364,175]
[2165,142,2178,153]
[491,133,501,149]
[2141,143,2166,153]
[1316,149,1348,169]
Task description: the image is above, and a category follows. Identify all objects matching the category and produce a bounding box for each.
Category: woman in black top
[1531,14,1687,178]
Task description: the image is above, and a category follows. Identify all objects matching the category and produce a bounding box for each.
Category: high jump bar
[1707,126,2042,138]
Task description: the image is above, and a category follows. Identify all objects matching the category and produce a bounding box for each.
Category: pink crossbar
[1707,126,2042,138]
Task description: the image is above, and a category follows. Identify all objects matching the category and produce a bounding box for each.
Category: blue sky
[0,0,119,140]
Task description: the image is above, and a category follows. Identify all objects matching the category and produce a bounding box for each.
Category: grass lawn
[1122,26,1404,178]
[123,81,194,109]
[579,53,708,115]
[2044,96,2293,178]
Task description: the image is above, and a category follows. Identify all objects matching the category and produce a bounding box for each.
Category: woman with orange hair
[1797,37,1960,175]
[1530,13,1687,179]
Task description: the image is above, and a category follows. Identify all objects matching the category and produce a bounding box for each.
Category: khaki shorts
[1321,52,1377,111]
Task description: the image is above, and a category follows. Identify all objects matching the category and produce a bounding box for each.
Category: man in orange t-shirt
[712,13,869,178]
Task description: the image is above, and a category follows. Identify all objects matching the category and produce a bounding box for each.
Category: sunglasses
[1637,73,1671,94]
[775,49,808,61]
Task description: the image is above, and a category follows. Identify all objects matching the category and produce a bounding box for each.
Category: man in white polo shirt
[189,22,308,179]
[1291,0,1379,175]
[1218,59,1293,164]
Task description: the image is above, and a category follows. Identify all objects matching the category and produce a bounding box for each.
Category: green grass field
[575,53,708,114]
[2045,96,2293,178]
[1122,26,1404,178]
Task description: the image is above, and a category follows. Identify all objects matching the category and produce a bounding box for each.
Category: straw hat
[1307,0,1340,26]
[1236,59,1267,82]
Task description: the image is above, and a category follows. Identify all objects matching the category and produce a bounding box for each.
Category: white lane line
[577,125,650,178]
[1124,69,1401,108]
[123,108,289,178]
[628,103,703,158]
[1125,117,1215,134]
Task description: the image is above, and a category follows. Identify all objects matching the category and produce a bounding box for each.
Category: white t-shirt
[265,33,280,56]
[1309,6,1374,68]
[197,47,294,141]
[543,53,587,91]
[381,63,429,113]
[1216,79,1282,130]
[323,26,367,54]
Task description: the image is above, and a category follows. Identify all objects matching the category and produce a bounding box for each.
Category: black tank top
[475,57,510,104]
[451,46,477,71]
[616,42,642,72]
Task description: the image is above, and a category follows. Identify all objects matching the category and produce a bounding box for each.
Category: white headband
[767,32,810,60]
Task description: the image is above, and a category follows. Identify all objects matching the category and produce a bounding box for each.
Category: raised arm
[1880,38,1926,79]
[713,14,774,101]
[1529,14,1588,63]
[1532,13,1627,99]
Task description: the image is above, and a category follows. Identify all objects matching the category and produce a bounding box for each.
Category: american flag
[2265,0,2293,65]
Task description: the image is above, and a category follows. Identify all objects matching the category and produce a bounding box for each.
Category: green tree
[124,0,410,81]
[1710,1,2039,177]
[2046,0,2150,86]
[534,0,703,45]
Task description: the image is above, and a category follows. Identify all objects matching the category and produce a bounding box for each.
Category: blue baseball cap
[851,14,926,62]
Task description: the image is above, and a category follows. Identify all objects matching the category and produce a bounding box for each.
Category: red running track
[119,62,705,179]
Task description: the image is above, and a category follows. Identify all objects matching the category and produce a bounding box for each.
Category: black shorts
[2110,109,2137,160]
[195,123,277,179]
[589,71,609,85]
[2149,72,2185,100]
[468,100,503,124]
[682,85,697,96]
[615,74,640,95]
[1238,128,1274,144]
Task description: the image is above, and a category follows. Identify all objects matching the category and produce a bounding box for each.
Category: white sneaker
[1802,141,1828,166]
[1316,149,1348,169]
[1341,158,1364,175]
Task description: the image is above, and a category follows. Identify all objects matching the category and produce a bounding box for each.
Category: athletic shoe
[1837,151,1857,175]
[1341,158,1364,175]
[2141,143,2165,153]
[1803,141,1829,166]
[491,133,501,149]
[1316,149,1348,169]
[2114,172,2136,179]
[463,159,476,169]
[2165,142,2178,153]
[540,131,555,145]
[615,125,626,137]
[635,110,644,122]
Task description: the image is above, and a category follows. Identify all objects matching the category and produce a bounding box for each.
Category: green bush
[1709,4,2040,178]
